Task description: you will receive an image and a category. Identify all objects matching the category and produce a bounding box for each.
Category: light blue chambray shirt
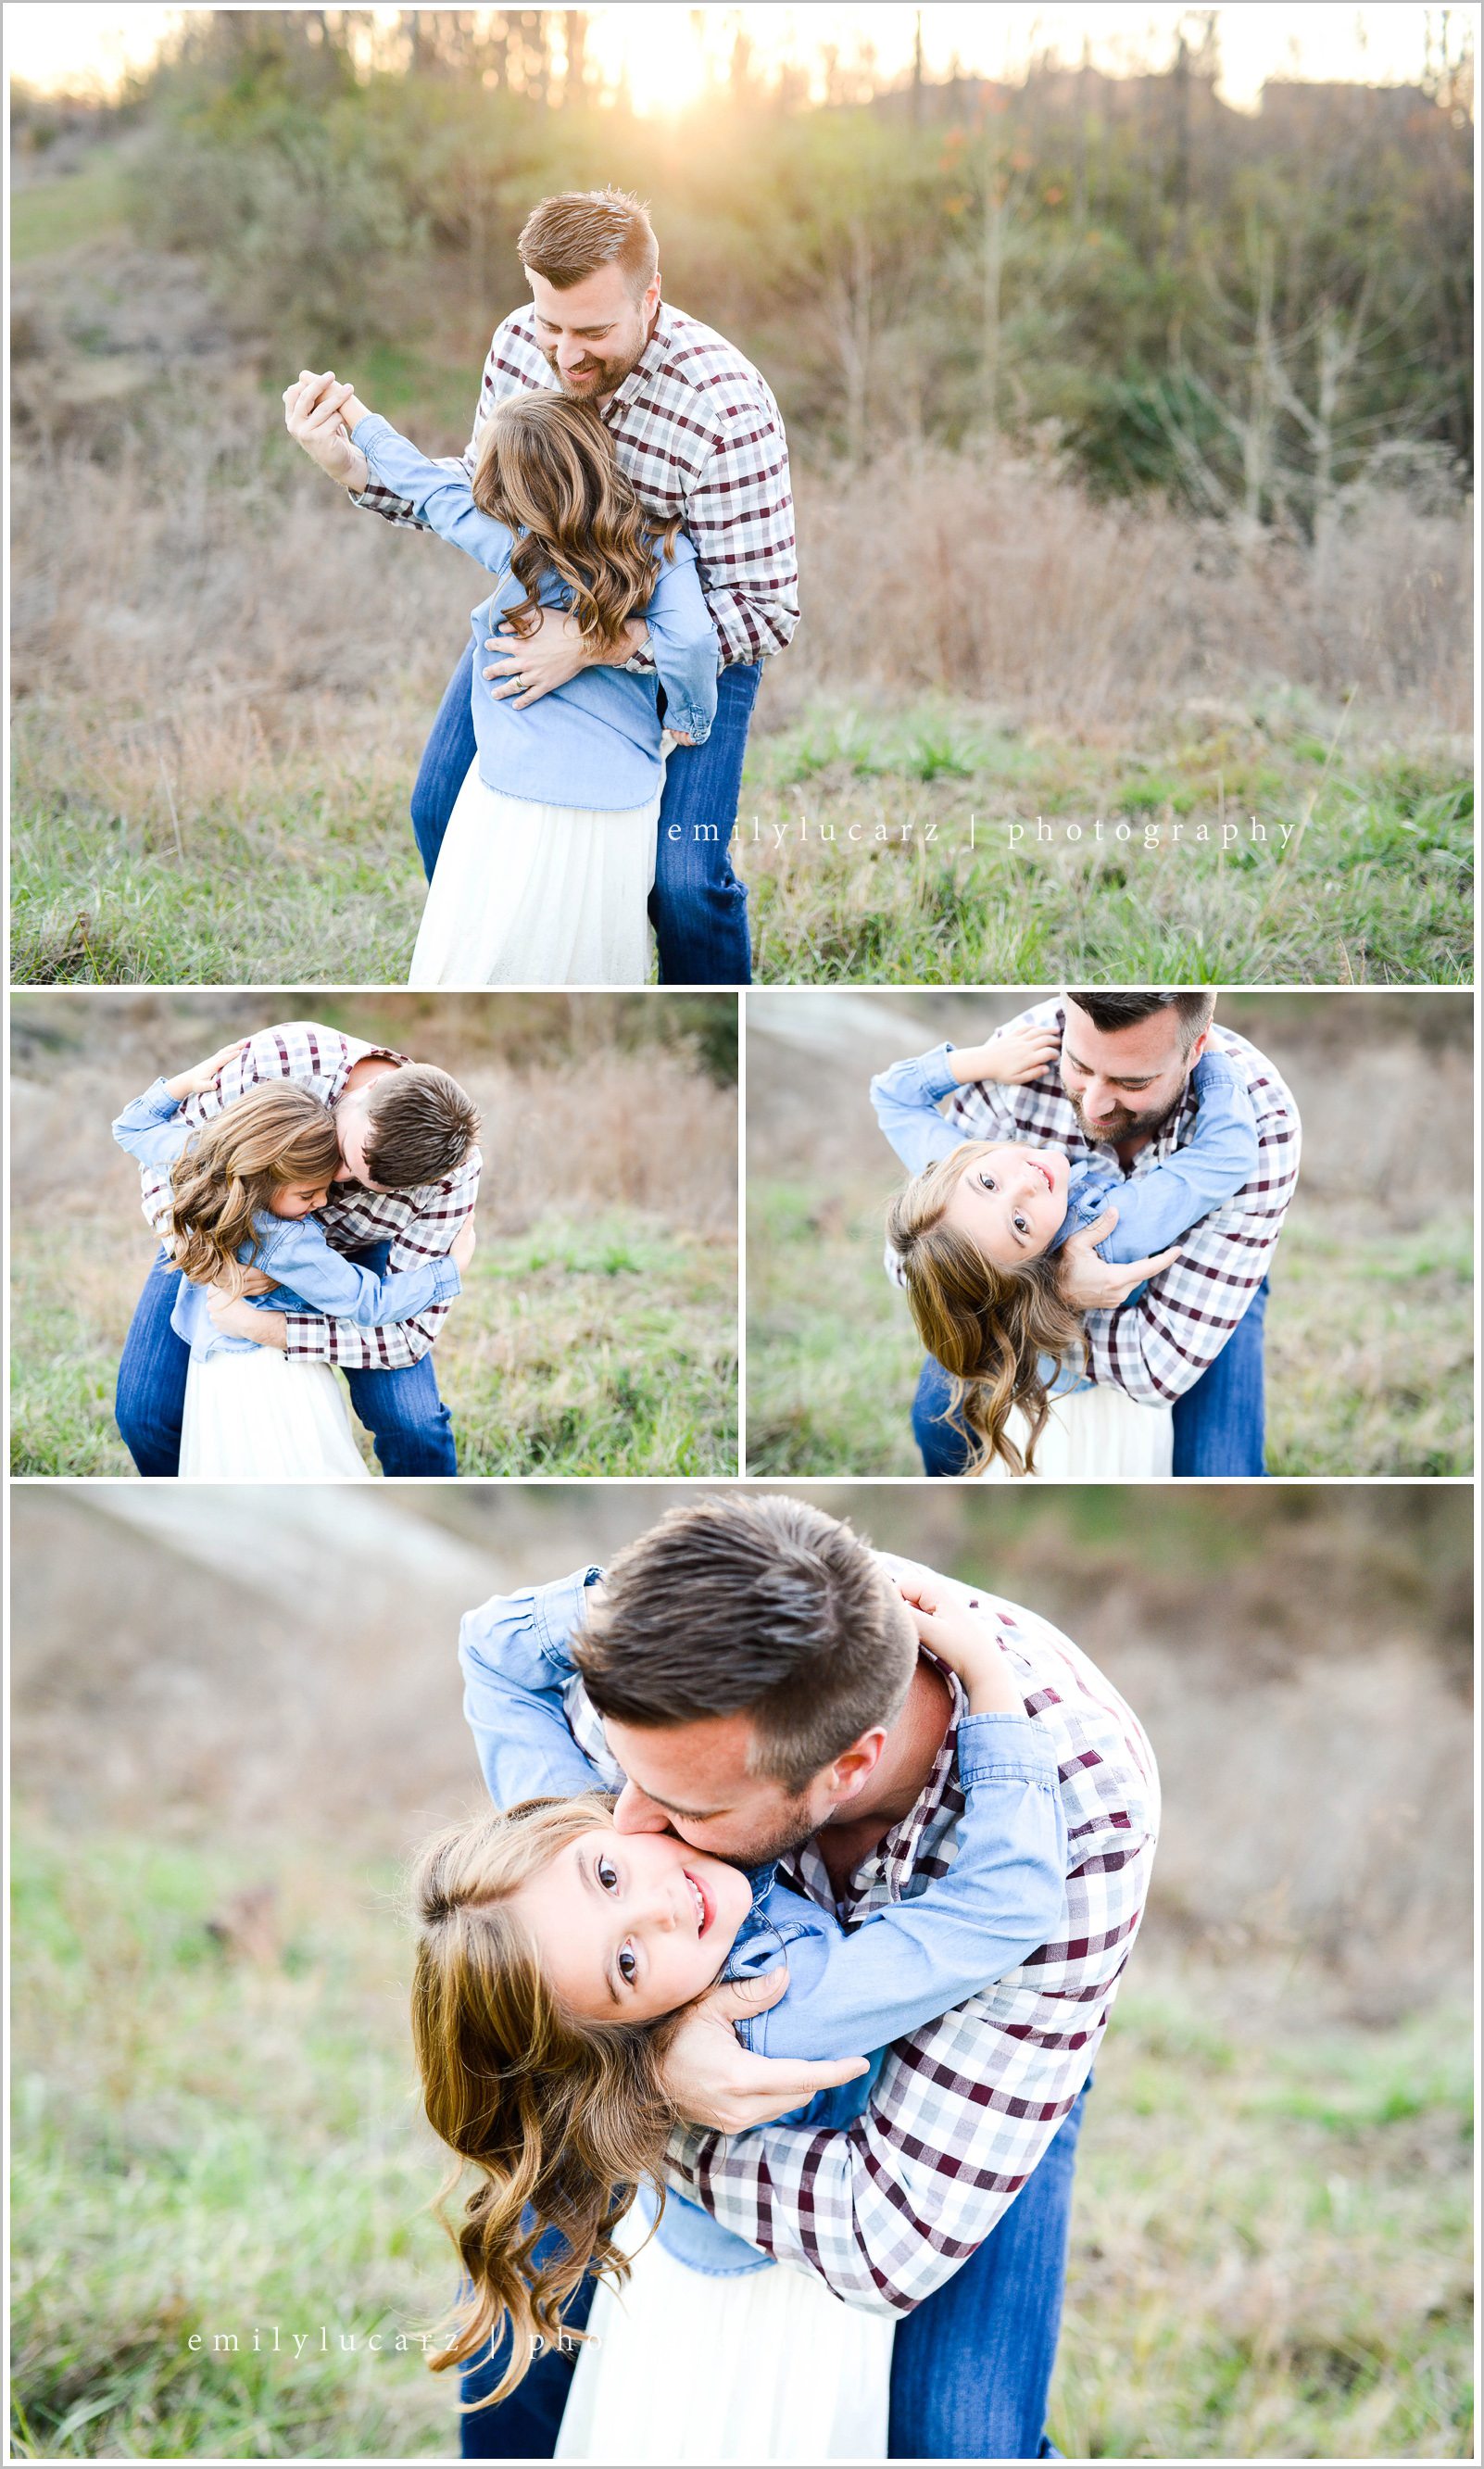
[111,1081,460,1363]
[351,411,720,812]
[458,1566,1066,2276]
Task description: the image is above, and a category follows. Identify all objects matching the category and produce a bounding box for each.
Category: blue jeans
[459,2086,1088,2462]
[887,2082,1088,2459]
[912,1281,1269,1478]
[114,1244,457,1478]
[409,646,759,985]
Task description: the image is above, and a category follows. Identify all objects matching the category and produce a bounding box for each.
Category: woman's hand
[282,371,370,492]
[896,1574,1025,1717]
[950,1021,1062,1087]
[1058,1210,1181,1311]
[450,1216,478,1275]
[164,1039,250,1102]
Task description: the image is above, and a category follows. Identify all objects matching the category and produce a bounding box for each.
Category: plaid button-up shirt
[352,300,799,670]
[133,1023,480,1372]
[566,1556,1159,2316]
[945,1001,1302,1405]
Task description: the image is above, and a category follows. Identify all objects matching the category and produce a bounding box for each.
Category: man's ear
[1187,1027,1213,1068]
[824,1728,888,1808]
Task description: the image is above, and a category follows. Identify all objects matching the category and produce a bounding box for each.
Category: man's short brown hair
[573,1496,917,1795]
[362,1065,480,1190]
[1068,990,1218,1053]
[518,188,659,297]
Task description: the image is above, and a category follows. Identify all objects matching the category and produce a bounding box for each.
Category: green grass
[1265,1216,1475,1478]
[10,156,132,264]
[9,701,1471,986]
[745,1183,1472,1478]
[740,704,1473,986]
[9,1211,736,1479]
[10,1825,455,2462]
[1059,1984,1474,2458]
[11,1822,1473,2459]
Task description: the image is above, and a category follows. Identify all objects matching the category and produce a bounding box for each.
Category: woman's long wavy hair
[472,392,682,654]
[167,1084,341,1297]
[409,1797,687,2409]
[886,1141,1088,1476]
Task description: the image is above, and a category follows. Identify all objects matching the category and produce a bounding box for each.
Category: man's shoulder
[650,306,782,423]
[248,1021,348,1071]
[1206,1023,1301,1136]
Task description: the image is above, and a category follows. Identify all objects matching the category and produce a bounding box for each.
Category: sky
[3,3,1451,116]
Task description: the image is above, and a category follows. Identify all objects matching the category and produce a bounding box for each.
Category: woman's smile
[509,1823,751,2024]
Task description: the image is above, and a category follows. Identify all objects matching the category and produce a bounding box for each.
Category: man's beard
[691,1796,818,1872]
[1069,1084,1186,1147]
[540,336,647,399]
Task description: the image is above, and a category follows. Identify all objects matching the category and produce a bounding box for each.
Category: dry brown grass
[782,441,1474,734]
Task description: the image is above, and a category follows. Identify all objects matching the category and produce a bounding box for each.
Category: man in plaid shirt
[285,188,797,987]
[456,1494,1159,2460]
[907,990,1301,1477]
[114,1022,481,1478]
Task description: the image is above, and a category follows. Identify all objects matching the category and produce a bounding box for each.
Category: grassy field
[11,1208,736,1480]
[9,152,1473,989]
[10,1819,1473,2461]
[742,703,1474,988]
[12,697,1472,989]
[9,997,737,1478]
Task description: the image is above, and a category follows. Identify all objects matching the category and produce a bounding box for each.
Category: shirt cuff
[911,1042,963,1103]
[139,1077,181,1118]
[957,1708,1060,1787]
[531,1567,605,1665]
[430,1256,461,1304]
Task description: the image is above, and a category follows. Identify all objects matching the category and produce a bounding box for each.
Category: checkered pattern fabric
[352,301,799,668]
[134,1023,480,1370]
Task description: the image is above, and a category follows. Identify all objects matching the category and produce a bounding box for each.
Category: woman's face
[509,1824,754,2025]
[269,1178,333,1220]
[943,1143,1068,1268]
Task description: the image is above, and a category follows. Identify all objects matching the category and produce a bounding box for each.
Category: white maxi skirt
[980,1381,1175,1480]
[555,2218,893,2464]
[179,1348,372,1480]
[409,759,660,988]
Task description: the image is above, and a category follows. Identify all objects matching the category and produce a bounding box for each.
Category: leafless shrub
[787,441,1473,732]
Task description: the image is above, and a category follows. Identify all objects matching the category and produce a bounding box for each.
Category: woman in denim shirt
[412,1594,1064,2461]
[873,1025,1260,1480]
[317,383,719,988]
[113,1076,472,1480]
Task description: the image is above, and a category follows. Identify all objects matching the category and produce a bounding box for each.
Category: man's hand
[484,608,593,708]
[450,1216,477,1274]
[164,1039,249,1102]
[659,1971,869,2133]
[283,371,370,492]
[1058,1209,1181,1312]
[950,1021,1062,1087]
[484,611,648,707]
[207,1290,287,1349]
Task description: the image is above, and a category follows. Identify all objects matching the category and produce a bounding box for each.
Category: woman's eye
[597,1858,618,1892]
[979,1173,997,1192]
[617,1943,637,1984]
[1013,1213,1029,1233]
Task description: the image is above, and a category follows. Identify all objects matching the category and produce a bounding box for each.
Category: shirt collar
[786,1646,966,1912]
[604,299,675,417]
